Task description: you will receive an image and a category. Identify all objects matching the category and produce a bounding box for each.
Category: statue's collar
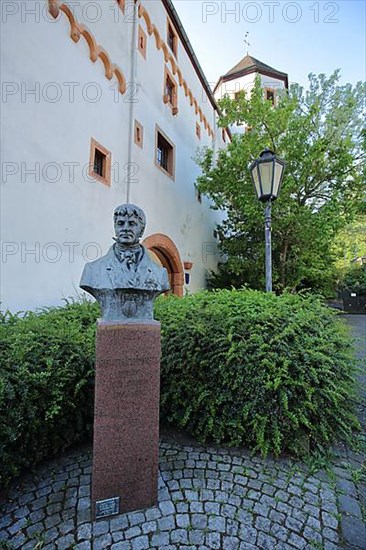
[112,243,144,265]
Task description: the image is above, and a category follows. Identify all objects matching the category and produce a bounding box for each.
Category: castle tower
[214,54,288,133]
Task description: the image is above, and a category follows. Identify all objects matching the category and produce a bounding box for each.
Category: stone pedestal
[92,320,161,519]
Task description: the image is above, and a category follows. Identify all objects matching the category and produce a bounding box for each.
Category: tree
[196,71,365,294]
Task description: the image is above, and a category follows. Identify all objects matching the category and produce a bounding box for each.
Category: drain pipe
[126,0,139,203]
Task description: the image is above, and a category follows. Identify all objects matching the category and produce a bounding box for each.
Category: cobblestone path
[0,438,365,550]
[0,316,365,550]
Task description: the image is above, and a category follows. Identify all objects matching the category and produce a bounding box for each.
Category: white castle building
[1,0,288,312]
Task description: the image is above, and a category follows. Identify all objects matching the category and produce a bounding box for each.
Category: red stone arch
[143,233,184,297]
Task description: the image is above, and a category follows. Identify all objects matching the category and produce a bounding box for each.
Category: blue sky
[171,0,366,89]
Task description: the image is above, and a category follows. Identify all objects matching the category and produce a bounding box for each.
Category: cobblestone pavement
[0,317,365,550]
[0,438,365,550]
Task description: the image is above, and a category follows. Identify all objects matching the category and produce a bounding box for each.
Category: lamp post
[249,149,286,292]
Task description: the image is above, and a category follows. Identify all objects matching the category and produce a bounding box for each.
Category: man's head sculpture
[113,204,146,247]
[80,203,170,321]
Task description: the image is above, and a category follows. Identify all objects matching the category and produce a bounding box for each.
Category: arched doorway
[143,234,184,297]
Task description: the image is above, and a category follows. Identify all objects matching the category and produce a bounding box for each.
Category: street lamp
[249,148,286,292]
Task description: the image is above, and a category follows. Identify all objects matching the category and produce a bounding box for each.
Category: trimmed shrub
[0,289,360,487]
[0,300,99,488]
[155,289,359,456]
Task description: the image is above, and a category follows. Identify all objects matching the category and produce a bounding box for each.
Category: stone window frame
[163,66,178,115]
[137,25,147,59]
[167,18,178,58]
[264,87,276,105]
[155,125,175,180]
[134,120,144,148]
[89,138,111,187]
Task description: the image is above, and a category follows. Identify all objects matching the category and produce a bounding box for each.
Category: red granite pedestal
[92,320,161,519]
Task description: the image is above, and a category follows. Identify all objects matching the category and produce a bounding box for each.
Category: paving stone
[151,532,170,547]
[94,533,113,549]
[341,515,366,548]
[77,522,92,540]
[204,501,221,514]
[338,493,362,517]
[124,526,141,539]
[74,542,92,550]
[270,522,288,542]
[59,518,74,535]
[110,515,129,531]
[26,520,44,537]
[222,535,240,549]
[57,534,77,549]
[144,508,161,521]
[159,500,175,516]
[45,513,61,529]
[323,526,338,542]
[31,496,47,511]
[256,531,277,549]
[253,502,269,518]
[141,520,157,534]
[158,515,175,531]
[94,519,109,536]
[8,533,26,550]
[208,515,226,532]
[238,525,257,544]
[43,526,59,544]
[322,511,338,529]
[336,477,357,497]
[190,500,204,513]
[206,531,222,549]
[171,528,189,544]
[287,532,307,549]
[110,543,131,550]
[131,535,149,550]
[303,525,322,545]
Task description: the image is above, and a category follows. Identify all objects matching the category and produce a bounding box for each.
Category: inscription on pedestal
[95,496,120,519]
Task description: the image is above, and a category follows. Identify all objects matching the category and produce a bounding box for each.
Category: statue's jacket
[80,244,170,294]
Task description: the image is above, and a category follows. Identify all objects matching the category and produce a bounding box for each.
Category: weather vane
[244,31,251,55]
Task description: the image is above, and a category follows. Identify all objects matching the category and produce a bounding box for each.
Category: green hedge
[0,300,98,488]
[155,290,359,456]
[0,290,360,487]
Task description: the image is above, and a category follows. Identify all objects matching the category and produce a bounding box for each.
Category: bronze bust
[80,204,170,320]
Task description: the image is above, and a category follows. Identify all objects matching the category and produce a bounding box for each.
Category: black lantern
[249,148,286,292]
[249,148,286,202]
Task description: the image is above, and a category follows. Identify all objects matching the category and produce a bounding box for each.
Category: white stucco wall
[1,0,224,312]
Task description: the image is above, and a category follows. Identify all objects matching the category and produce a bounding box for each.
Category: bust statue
[80,204,170,321]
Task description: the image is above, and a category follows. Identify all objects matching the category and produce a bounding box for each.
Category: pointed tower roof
[214,54,288,92]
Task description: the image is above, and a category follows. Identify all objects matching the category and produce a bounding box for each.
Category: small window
[156,127,175,178]
[94,149,104,176]
[234,91,241,101]
[265,88,275,104]
[167,20,178,57]
[134,120,143,148]
[138,25,147,59]
[89,138,111,186]
[163,67,178,115]
[196,123,201,140]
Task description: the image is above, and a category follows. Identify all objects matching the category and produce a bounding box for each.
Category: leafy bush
[0,300,99,488]
[0,290,359,486]
[155,289,359,456]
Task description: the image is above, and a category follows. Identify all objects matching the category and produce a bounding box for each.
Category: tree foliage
[196,71,365,293]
